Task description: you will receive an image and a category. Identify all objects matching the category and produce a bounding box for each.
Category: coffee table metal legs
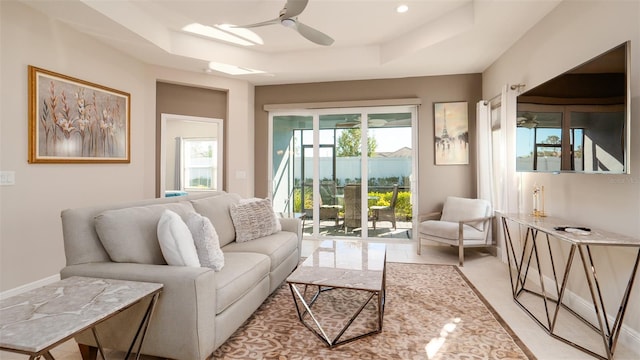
[288,283,385,348]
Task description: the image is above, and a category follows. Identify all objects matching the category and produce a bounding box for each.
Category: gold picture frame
[28,66,130,163]
[434,101,469,165]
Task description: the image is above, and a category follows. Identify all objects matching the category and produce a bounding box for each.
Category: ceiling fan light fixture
[396,4,409,13]
[281,18,296,28]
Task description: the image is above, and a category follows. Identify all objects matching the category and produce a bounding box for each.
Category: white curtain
[476,85,520,262]
[476,101,494,205]
[175,137,183,190]
[499,85,520,215]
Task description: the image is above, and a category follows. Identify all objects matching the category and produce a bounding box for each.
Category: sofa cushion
[222,231,298,272]
[185,212,224,271]
[190,193,241,247]
[230,198,280,242]
[157,210,200,267]
[95,202,195,264]
[214,252,270,314]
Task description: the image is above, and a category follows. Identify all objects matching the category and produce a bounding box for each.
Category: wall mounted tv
[516,41,630,173]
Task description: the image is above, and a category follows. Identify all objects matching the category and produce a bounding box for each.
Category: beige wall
[0,1,255,292]
[254,74,483,213]
[484,0,640,341]
[156,82,227,194]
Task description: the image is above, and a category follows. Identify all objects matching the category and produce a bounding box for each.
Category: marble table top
[498,212,640,247]
[0,276,163,354]
[287,240,386,291]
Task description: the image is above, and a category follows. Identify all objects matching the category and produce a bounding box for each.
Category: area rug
[212,263,535,359]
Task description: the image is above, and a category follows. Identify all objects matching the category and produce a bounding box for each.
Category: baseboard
[0,274,60,300]
[535,273,640,356]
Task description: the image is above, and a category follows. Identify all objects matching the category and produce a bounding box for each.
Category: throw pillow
[95,202,195,264]
[157,209,201,267]
[190,193,241,247]
[230,198,280,242]
[185,212,225,271]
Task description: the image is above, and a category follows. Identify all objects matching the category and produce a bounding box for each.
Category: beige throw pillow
[230,198,280,242]
[186,212,224,271]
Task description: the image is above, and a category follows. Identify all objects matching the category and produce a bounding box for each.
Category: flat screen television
[516,41,630,173]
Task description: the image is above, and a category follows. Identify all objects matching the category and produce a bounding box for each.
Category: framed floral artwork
[434,101,469,165]
[28,66,130,163]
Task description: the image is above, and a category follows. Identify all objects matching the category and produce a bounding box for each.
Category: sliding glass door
[270,106,416,240]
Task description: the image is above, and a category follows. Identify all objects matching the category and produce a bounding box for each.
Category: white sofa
[59,191,302,360]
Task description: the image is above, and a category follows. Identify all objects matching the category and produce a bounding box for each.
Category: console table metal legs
[501,216,640,360]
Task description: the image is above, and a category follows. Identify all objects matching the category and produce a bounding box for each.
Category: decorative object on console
[28,66,130,163]
[433,101,469,165]
[532,183,546,217]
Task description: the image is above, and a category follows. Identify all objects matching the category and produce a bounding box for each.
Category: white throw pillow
[157,209,200,267]
[230,198,280,242]
[186,212,224,271]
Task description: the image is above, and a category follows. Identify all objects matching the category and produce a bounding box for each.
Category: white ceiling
[21,0,562,85]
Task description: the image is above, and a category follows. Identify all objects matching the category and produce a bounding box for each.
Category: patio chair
[371,184,399,230]
[343,184,374,232]
[417,196,493,266]
[319,181,343,226]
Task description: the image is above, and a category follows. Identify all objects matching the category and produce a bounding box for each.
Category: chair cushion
[185,212,224,271]
[95,202,195,264]
[214,252,270,314]
[419,220,486,241]
[440,197,490,231]
[157,210,201,267]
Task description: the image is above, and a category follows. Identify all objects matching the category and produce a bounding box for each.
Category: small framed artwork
[434,101,469,165]
[28,66,130,163]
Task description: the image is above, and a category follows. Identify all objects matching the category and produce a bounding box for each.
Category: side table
[0,276,163,360]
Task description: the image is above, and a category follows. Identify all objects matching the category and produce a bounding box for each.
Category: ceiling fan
[517,113,538,129]
[234,0,334,46]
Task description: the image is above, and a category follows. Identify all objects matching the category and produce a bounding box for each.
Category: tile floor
[2,239,638,360]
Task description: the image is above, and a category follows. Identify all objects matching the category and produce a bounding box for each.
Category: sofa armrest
[61,262,217,360]
[279,218,302,257]
[279,217,301,234]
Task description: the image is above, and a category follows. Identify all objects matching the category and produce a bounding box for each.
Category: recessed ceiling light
[182,23,263,46]
[396,4,409,13]
[207,62,265,75]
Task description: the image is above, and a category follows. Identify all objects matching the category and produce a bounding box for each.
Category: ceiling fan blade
[282,0,309,19]
[233,18,279,29]
[295,21,334,46]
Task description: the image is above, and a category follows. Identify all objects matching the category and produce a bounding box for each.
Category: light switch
[235,170,246,179]
[0,171,15,185]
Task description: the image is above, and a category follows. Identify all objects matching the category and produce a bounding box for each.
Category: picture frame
[433,101,469,165]
[28,66,130,163]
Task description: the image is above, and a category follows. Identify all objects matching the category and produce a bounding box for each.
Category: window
[183,138,217,191]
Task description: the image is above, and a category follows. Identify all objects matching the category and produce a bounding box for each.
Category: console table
[498,212,640,360]
[0,276,162,360]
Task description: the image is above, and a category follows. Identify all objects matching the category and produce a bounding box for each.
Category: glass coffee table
[286,240,386,347]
